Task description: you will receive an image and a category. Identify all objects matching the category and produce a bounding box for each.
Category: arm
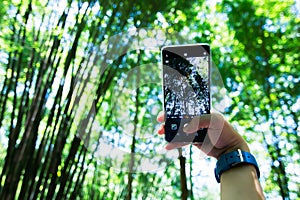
[157,112,265,200]
[221,162,264,200]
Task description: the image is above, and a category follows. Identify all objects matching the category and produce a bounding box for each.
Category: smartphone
[161,44,211,143]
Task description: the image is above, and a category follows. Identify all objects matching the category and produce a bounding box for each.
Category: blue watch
[214,149,260,183]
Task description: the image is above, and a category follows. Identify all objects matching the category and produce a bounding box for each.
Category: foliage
[0,0,299,199]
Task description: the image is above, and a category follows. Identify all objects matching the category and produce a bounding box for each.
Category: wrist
[214,149,260,183]
[217,142,250,160]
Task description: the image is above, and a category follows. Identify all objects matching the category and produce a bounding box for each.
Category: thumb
[183,114,212,134]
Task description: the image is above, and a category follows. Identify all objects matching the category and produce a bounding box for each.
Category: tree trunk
[126,54,141,200]
[178,148,188,200]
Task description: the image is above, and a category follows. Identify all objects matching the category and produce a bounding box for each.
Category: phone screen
[162,44,210,143]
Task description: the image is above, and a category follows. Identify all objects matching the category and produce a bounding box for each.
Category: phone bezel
[161,43,211,143]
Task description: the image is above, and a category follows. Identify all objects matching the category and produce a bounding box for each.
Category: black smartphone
[161,44,211,143]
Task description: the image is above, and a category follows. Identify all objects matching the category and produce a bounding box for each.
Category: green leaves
[0,0,299,199]
[215,0,300,198]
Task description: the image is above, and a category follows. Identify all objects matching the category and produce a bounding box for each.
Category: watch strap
[214,149,260,183]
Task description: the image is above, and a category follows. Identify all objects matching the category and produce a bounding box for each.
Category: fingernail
[165,144,172,150]
[183,123,191,132]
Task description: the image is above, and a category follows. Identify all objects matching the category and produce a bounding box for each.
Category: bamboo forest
[0,0,299,199]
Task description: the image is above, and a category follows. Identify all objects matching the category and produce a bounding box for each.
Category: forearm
[220,164,265,200]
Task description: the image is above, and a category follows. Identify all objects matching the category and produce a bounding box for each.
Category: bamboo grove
[0,0,299,199]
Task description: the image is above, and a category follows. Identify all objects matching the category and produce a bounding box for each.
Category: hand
[157,112,250,159]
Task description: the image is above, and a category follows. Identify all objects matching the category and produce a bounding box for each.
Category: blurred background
[0,0,299,199]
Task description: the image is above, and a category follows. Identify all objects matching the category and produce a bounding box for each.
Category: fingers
[165,142,188,150]
[183,114,212,133]
[157,111,165,135]
[183,113,224,134]
[157,126,188,150]
[156,111,165,123]
[156,112,225,151]
[157,124,165,135]
[156,111,187,150]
